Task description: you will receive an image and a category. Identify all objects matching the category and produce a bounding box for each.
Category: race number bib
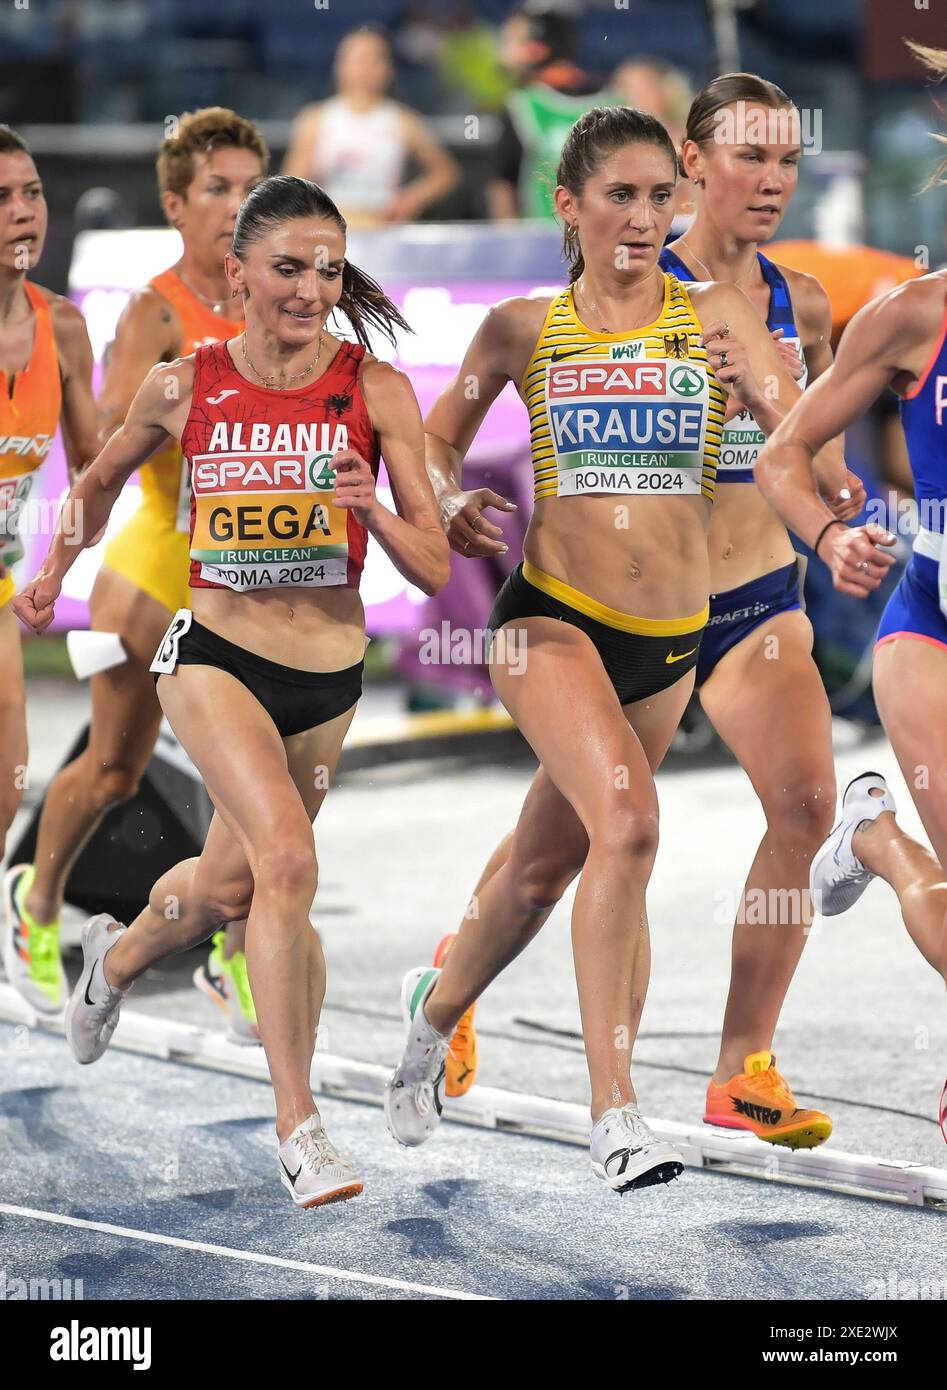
[0,472,35,568]
[544,356,710,497]
[150,608,192,675]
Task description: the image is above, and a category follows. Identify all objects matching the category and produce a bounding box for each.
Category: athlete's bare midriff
[191,582,367,671]
[526,493,712,619]
[707,481,797,593]
[506,288,714,620]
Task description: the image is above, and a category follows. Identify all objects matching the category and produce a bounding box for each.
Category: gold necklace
[677,238,757,289]
[177,268,232,316]
[241,329,324,388]
[575,268,662,333]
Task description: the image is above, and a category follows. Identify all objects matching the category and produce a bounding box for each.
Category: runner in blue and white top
[654,72,862,1145]
[757,43,947,1142]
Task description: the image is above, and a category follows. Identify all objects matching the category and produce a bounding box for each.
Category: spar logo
[547,361,671,400]
[669,365,703,397]
[192,456,307,494]
[308,452,337,490]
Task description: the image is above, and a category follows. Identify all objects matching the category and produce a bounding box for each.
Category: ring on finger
[719,350,729,367]
[464,539,471,554]
[856,560,869,572]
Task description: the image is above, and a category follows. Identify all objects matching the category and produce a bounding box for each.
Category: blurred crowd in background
[1,0,943,251]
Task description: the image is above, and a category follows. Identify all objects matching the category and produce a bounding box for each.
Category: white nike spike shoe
[65,914,130,1064]
[590,1104,685,1193]
[385,966,449,1147]
[809,771,897,917]
[277,1114,363,1208]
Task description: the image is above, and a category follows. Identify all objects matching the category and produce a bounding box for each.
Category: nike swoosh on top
[549,346,592,363]
[84,959,99,1007]
[665,646,698,664]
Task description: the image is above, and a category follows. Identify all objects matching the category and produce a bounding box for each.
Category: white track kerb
[2,983,944,1210]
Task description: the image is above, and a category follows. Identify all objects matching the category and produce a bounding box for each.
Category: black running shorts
[150,609,363,737]
[488,563,705,706]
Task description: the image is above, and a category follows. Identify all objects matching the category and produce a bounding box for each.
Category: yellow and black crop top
[522,273,727,503]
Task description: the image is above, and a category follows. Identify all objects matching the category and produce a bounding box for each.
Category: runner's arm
[50,296,98,483]
[354,360,450,595]
[755,287,926,554]
[96,287,179,443]
[27,360,188,591]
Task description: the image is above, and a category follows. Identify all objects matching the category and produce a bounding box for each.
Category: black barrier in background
[9,725,213,924]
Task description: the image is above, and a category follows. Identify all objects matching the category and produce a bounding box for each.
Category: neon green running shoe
[2,864,64,1014]
[193,928,260,1045]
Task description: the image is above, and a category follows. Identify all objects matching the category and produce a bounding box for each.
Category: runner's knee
[88,758,146,811]
[255,839,318,901]
[762,773,836,847]
[512,845,584,915]
[589,800,660,866]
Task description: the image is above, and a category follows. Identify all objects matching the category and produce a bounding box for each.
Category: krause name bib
[547,356,712,496]
[525,275,725,502]
[184,339,378,593]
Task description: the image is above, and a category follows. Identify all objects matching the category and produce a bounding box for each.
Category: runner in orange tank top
[3,110,267,1021]
[15,174,449,1207]
[0,126,97,994]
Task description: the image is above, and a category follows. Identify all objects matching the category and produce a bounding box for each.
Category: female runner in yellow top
[15,174,449,1208]
[430,75,862,1152]
[382,107,839,1191]
[3,109,266,1021]
[0,125,97,956]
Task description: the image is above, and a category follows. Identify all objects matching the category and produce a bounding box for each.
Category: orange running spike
[433,933,479,1098]
[704,1051,832,1149]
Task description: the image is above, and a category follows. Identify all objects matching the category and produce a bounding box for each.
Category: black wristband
[813,518,845,556]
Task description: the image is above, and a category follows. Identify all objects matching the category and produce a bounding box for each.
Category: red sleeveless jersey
[182,338,379,593]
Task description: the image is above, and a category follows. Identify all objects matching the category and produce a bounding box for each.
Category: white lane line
[0,1203,496,1301]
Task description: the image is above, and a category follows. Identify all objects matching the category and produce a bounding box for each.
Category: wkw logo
[610,342,644,361]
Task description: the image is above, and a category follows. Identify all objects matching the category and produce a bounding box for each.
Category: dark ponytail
[231,174,411,346]
[556,106,678,284]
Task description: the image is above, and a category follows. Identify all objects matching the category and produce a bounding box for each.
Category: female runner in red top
[15,175,449,1209]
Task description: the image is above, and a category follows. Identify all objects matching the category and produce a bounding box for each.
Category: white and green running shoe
[384,966,449,1147]
[193,929,260,1045]
[2,864,64,1014]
